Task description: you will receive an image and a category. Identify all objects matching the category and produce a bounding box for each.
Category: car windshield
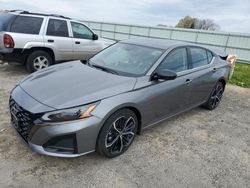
[89,43,164,77]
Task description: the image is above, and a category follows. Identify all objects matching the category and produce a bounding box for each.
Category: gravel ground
[0,63,249,188]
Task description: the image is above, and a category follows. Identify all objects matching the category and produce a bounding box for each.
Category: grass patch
[229,62,250,88]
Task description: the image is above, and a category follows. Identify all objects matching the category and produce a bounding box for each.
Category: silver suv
[0,10,114,72]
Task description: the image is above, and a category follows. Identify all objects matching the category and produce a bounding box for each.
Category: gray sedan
[9,38,231,158]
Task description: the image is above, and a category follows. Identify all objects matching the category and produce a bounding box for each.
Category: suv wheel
[97,109,138,158]
[26,50,52,73]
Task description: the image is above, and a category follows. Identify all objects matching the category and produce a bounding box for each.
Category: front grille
[9,97,34,142]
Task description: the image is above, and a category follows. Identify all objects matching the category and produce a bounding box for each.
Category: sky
[0,0,250,33]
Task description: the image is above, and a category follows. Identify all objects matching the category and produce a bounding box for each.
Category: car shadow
[0,63,28,76]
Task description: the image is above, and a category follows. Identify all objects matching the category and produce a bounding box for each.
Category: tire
[202,82,224,110]
[26,50,52,73]
[97,109,138,158]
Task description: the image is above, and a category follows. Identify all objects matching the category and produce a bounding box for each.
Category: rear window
[10,16,43,34]
[190,47,209,68]
[46,19,69,37]
[207,50,214,63]
[0,13,15,31]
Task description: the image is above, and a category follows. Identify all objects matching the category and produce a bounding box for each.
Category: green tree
[176,16,197,29]
[176,16,220,31]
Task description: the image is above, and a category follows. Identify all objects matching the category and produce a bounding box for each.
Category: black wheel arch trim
[218,77,227,90]
[24,47,55,64]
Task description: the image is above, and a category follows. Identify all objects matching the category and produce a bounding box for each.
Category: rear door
[70,21,103,60]
[187,47,217,106]
[44,18,73,61]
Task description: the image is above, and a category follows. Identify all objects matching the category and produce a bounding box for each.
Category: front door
[141,47,192,124]
[70,21,102,60]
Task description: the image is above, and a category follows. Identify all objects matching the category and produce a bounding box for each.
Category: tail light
[228,63,233,69]
[227,55,236,79]
[4,34,15,48]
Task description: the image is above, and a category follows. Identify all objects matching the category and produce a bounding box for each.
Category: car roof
[121,38,189,50]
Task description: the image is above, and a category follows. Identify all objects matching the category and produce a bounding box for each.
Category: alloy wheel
[210,84,223,108]
[105,116,136,155]
[33,56,49,70]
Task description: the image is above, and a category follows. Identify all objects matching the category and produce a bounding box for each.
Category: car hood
[19,61,136,110]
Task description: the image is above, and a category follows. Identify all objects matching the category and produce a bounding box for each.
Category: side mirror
[151,69,177,81]
[93,34,98,40]
[80,60,88,64]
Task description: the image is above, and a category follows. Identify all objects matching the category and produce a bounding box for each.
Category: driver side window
[71,22,93,40]
[158,48,188,73]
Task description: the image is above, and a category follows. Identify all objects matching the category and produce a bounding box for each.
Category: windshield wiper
[91,64,119,75]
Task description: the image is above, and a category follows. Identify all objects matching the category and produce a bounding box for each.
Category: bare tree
[195,19,220,31]
[176,16,197,29]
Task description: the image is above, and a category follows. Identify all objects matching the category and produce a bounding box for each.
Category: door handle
[212,68,217,72]
[75,41,80,44]
[185,79,192,84]
[47,39,54,43]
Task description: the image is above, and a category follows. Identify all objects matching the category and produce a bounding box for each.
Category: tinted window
[0,13,15,31]
[190,48,208,68]
[47,19,69,37]
[158,48,188,73]
[207,50,213,63]
[10,16,43,34]
[71,22,93,39]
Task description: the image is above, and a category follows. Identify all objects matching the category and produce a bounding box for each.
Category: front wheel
[26,50,52,73]
[203,82,224,110]
[97,109,138,158]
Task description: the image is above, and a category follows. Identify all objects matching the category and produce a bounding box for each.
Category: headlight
[41,102,98,122]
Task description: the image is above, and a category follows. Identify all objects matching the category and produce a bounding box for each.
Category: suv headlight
[41,102,99,122]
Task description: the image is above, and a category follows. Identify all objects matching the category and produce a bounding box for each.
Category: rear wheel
[26,50,52,73]
[203,82,224,110]
[97,109,138,158]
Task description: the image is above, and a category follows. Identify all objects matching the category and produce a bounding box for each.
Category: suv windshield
[89,43,164,77]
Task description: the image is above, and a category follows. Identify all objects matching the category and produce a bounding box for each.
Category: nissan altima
[9,38,232,158]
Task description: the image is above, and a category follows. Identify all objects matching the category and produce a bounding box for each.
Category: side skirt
[141,101,207,132]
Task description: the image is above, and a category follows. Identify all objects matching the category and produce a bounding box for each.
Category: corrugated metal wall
[84,21,250,64]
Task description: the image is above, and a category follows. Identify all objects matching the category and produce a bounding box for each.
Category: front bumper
[10,86,103,157]
[27,116,102,157]
[29,142,94,157]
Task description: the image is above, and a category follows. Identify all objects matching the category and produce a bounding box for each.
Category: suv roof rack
[7,10,71,19]
[8,10,29,13]
[48,14,71,19]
